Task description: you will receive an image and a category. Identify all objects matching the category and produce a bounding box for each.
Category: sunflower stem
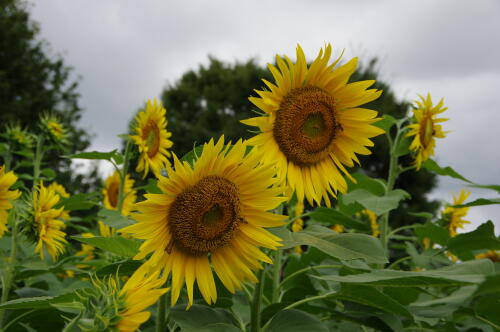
[271,249,282,303]
[156,292,167,332]
[32,135,44,188]
[250,268,265,332]
[117,140,131,215]
[0,209,18,328]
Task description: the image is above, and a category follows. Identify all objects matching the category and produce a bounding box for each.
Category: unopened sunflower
[130,99,173,178]
[442,190,471,237]
[242,44,384,206]
[122,137,286,306]
[406,94,448,169]
[5,123,33,147]
[29,182,69,260]
[40,114,68,143]
[0,166,21,237]
[102,171,137,216]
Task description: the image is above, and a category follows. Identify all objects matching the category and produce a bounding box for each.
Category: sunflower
[5,123,33,147]
[442,190,471,237]
[122,137,286,306]
[31,182,69,260]
[98,220,116,237]
[116,269,168,331]
[0,166,21,237]
[102,171,137,216]
[81,269,168,332]
[242,44,384,206]
[48,181,71,221]
[130,99,173,178]
[406,93,448,169]
[475,250,500,262]
[291,200,304,254]
[40,114,68,143]
[356,209,379,237]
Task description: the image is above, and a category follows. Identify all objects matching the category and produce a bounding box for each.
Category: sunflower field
[1,44,500,332]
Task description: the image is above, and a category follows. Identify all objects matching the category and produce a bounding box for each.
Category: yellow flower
[331,224,344,233]
[32,182,68,260]
[442,190,471,237]
[475,250,500,262]
[75,233,96,268]
[356,209,379,237]
[242,44,384,207]
[98,220,116,237]
[48,182,71,222]
[122,137,286,306]
[41,114,68,143]
[102,171,136,216]
[406,94,448,170]
[0,166,21,237]
[291,200,304,254]
[130,99,173,178]
[116,269,168,332]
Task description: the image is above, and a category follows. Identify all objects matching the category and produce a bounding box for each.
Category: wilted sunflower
[30,182,69,260]
[102,171,137,216]
[80,269,168,332]
[130,99,173,178]
[442,190,471,237]
[40,114,68,143]
[242,44,384,206]
[406,94,448,169]
[0,166,21,237]
[122,137,286,306]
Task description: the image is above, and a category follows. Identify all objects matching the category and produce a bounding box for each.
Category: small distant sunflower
[242,44,384,206]
[130,99,173,178]
[356,209,379,237]
[5,123,34,147]
[0,166,21,237]
[122,137,286,306]
[103,171,137,216]
[475,250,500,262]
[75,232,96,268]
[332,224,344,233]
[81,269,168,332]
[40,114,68,143]
[442,190,471,237]
[406,94,448,169]
[30,182,69,260]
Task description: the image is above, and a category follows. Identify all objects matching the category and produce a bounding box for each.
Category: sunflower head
[24,182,68,260]
[442,189,471,237]
[78,269,168,332]
[102,171,136,216]
[242,44,384,207]
[122,136,286,307]
[130,99,173,178]
[475,250,500,262]
[356,209,379,237]
[40,113,68,144]
[406,93,448,170]
[48,182,70,198]
[5,123,34,147]
[0,166,21,238]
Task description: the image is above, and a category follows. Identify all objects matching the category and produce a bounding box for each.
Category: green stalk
[280,264,342,287]
[271,249,282,303]
[32,136,44,188]
[0,210,18,328]
[250,269,265,332]
[155,293,167,332]
[117,140,131,215]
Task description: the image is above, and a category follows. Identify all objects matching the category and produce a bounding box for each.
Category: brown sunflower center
[273,86,340,166]
[419,115,434,148]
[168,175,241,255]
[108,181,119,208]
[142,120,161,157]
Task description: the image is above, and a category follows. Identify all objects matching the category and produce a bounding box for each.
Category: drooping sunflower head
[406,93,448,170]
[442,189,471,237]
[0,166,21,238]
[5,123,34,147]
[122,136,287,307]
[25,182,68,260]
[130,98,173,178]
[40,113,68,144]
[242,44,384,206]
[102,171,137,216]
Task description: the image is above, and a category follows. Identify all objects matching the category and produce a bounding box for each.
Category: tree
[0,0,99,193]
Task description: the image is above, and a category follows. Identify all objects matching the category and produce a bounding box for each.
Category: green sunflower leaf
[447,221,500,260]
[55,193,98,211]
[414,222,451,246]
[453,198,500,208]
[264,309,328,332]
[72,236,140,258]
[342,189,410,215]
[0,291,82,310]
[373,114,396,132]
[308,207,370,231]
[170,304,241,332]
[65,150,123,164]
[423,159,471,182]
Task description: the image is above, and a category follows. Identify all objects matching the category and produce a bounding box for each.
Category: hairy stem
[250,268,265,332]
[117,140,131,215]
[32,136,44,188]
[271,249,282,303]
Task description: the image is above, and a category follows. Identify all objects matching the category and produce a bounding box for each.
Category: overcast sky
[29,0,500,233]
